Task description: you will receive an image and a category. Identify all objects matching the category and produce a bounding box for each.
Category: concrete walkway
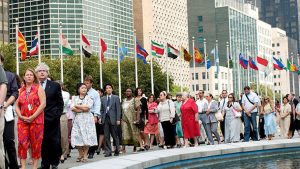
[65,138,300,169]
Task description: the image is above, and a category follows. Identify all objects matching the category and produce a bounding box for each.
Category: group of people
[1,55,300,169]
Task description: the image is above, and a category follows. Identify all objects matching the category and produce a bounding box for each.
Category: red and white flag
[99,39,107,63]
[257,56,269,72]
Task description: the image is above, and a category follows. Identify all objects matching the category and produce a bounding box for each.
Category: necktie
[107,96,111,108]
[40,81,44,89]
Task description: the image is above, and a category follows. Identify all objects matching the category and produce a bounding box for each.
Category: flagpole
[80,27,84,83]
[192,37,196,93]
[298,56,300,96]
[204,38,208,92]
[256,56,259,96]
[166,37,170,93]
[37,20,41,64]
[292,53,295,93]
[149,33,154,94]
[226,42,230,92]
[246,46,250,86]
[59,22,64,82]
[215,40,219,93]
[98,27,103,89]
[134,30,138,88]
[15,18,19,75]
[237,49,241,96]
[117,35,121,100]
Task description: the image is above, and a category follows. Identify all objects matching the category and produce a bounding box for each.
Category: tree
[1,43,173,96]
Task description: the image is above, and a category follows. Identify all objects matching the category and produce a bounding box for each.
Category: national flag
[116,41,128,62]
[248,57,258,70]
[167,43,179,59]
[29,33,38,57]
[151,41,164,58]
[194,48,203,64]
[81,34,92,58]
[18,30,27,61]
[239,53,248,69]
[257,56,268,71]
[287,60,297,72]
[273,57,285,70]
[206,59,211,70]
[99,38,107,63]
[136,42,148,64]
[181,47,192,62]
[59,34,73,56]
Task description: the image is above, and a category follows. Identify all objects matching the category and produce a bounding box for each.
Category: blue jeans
[244,112,258,141]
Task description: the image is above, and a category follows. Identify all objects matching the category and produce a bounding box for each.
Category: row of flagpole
[15,20,299,100]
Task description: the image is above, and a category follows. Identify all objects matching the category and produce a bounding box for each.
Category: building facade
[257,20,273,86]
[0,0,8,43]
[187,0,258,96]
[259,0,300,52]
[271,28,291,97]
[190,66,233,97]
[133,0,190,90]
[9,0,134,58]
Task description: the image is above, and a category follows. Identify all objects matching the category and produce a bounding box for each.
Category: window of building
[196,73,199,80]
[274,83,277,86]
[272,43,275,47]
[278,75,280,78]
[215,83,218,90]
[192,73,194,80]
[278,82,280,86]
[274,75,276,78]
[198,37,204,43]
[196,84,199,91]
[221,72,224,79]
[198,26,203,33]
[197,16,203,22]
[202,72,206,79]
[277,51,280,55]
[225,73,227,79]
[203,84,206,91]
[277,43,280,47]
[215,73,218,79]
[192,85,195,91]
[273,52,275,55]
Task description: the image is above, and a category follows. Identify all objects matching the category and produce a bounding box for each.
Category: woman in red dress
[15,68,46,169]
[180,92,200,147]
[144,94,159,149]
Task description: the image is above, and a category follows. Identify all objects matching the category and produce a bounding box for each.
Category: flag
[81,34,92,57]
[214,48,219,74]
[181,47,192,62]
[239,53,248,69]
[116,41,128,62]
[136,42,148,64]
[206,59,211,70]
[18,30,27,61]
[29,33,38,57]
[287,60,297,72]
[249,57,258,70]
[257,56,268,71]
[194,48,203,64]
[100,39,107,63]
[273,57,285,70]
[151,41,164,58]
[59,34,73,56]
[167,43,179,59]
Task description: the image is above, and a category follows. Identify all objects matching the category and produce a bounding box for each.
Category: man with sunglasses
[242,86,259,142]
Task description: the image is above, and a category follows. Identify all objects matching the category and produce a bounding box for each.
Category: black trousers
[41,118,62,169]
[104,116,119,155]
[220,120,225,138]
[4,120,18,169]
[259,116,266,139]
[88,123,101,155]
[161,121,176,147]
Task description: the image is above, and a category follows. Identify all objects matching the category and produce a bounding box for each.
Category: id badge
[28,104,33,111]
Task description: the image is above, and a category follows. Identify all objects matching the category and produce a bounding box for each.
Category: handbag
[215,111,224,121]
[168,100,179,125]
[232,102,242,118]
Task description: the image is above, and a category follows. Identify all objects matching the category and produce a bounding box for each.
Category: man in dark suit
[35,63,63,169]
[99,83,121,157]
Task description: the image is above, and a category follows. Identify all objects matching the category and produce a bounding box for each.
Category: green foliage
[250,83,282,100]
[171,85,189,96]
[1,44,172,96]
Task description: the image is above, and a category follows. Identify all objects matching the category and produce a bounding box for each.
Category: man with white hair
[35,63,64,169]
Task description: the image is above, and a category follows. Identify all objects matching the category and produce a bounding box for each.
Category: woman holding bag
[261,96,277,140]
[224,93,242,143]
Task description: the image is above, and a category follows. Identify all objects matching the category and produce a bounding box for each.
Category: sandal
[76,157,83,162]
[81,159,88,163]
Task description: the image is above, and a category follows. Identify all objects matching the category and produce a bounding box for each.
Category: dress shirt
[87,87,101,116]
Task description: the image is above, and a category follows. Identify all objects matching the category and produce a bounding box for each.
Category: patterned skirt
[71,113,97,147]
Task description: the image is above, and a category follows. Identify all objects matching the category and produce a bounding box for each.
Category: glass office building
[9,0,134,58]
[188,0,258,95]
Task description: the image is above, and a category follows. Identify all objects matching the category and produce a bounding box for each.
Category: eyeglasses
[228,97,233,98]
